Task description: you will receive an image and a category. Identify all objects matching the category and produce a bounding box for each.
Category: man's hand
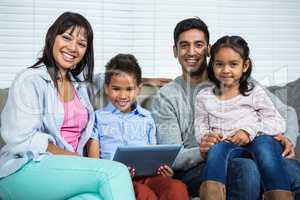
[226,130,250,146]
[274,134,295,158]
[199,133,223,159]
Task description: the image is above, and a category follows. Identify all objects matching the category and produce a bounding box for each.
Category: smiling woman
[52,26,87,73]
[0,12,135,200]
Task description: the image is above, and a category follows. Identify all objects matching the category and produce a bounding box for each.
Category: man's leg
[174,148,262,200]
[227,154,300,200]
[174,142,247,198]
[174,163,204,197]
[227,158,261,200]
[175,158,262,199]
[284,159,300,200]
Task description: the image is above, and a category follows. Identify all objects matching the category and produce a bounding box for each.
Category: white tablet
[113,144,182,176]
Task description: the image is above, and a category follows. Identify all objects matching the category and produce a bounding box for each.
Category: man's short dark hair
[104,53,142,85]
[173,17,210,46]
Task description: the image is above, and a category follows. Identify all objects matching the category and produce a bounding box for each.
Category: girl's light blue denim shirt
[0,65,95,178]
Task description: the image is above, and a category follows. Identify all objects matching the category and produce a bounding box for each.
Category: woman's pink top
[60,90,88,151]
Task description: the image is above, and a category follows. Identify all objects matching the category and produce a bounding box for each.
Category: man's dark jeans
[175,157,300,200]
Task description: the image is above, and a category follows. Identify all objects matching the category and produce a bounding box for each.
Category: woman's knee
[91,159,129,176]
[0,184,11,200]
[108,160,129,173]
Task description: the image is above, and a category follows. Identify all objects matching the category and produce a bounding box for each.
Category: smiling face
[52,26,87,74]
[213,47,249,90]
[173,28,208,77]
[105,73,141,113]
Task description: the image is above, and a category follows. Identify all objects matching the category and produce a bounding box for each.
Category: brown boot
[199,180,226,200]
[263,190,294,200]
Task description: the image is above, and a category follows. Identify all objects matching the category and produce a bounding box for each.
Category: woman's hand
[47,142,79,156]
[86,139,100,159]
[157,165,174,177]
[226,130,250,146]
[199,133,222,159]
[274,133,295,158]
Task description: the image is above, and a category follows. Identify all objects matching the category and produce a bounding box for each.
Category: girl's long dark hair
[31,11,94,88]
[208,35,254,96]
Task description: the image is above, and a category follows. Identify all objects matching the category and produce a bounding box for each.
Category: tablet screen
[113,144,182,176]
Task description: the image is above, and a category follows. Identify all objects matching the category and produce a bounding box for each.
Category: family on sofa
[0,11,300,200]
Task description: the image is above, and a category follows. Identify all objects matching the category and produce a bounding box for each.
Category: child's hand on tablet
[128,166,136,178]
[157,165,174,177]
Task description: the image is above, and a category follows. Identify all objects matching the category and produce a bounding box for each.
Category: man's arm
[274,134,295,158]
[150,90,201,170]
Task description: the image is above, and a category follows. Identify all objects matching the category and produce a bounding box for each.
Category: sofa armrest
[295,136,300,161]
[0,135,4,149]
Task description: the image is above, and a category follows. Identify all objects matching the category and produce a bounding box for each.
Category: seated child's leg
[143,176,189,200]
[133,181,158,200]
[202,141,244,184]
[249,135,291,191]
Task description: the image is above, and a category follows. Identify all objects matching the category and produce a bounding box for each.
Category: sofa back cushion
[0,88,8,116]
[0,80,299,152]
[0,86,159,149]
[92,85,159,110]
[268,78,300,129]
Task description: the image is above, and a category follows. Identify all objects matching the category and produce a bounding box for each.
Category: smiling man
[150,17,300,199]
